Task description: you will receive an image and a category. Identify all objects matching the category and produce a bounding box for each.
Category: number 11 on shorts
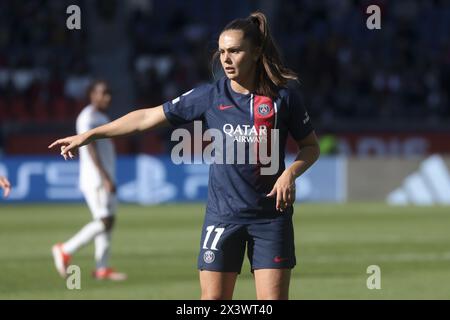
[202,225,224,251]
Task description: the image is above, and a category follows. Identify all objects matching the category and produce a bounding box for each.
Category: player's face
[218,30,259,82]
[90,83,111,110]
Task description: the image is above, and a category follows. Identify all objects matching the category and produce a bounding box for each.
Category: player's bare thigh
[199,270,238,300]
[254,268,291,300]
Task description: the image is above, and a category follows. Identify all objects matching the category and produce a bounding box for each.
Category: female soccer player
[49,12,320,299]
[0,176,11,198]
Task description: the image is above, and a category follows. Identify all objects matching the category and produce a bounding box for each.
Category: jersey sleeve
[162,84,212,126]
[287,88,314,141]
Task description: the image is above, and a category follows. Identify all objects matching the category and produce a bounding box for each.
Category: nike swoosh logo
[218,105,234,110]
[273,256,288,263]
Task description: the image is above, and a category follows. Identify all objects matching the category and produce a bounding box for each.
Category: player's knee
[257,292,288,300]
[200,286,232,300]
[201,292,231,300]
[101,217,115,231]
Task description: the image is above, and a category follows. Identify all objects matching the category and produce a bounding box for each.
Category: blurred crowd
[0,0,449,154]
[277,0,450,126]
[0,0,90,124]
[126,0,241,107]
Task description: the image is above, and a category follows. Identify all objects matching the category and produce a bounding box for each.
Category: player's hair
[213,11,298,98]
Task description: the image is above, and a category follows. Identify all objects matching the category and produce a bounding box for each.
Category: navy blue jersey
[163,76,313,223]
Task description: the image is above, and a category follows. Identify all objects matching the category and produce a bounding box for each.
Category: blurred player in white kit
[52,80,126,281]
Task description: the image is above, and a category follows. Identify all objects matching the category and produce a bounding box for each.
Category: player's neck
[230,77,255,95]
[92,104,106,114]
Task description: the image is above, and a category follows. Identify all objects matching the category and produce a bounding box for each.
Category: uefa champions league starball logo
[203,250,215,263]
[257,104,271,116]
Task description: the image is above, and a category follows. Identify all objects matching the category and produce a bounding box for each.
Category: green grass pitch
[0,203,449,299]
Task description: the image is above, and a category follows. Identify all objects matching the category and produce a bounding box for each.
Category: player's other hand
[48,133,89,160]
[103,177,116,194]
[0,176,11,198]
[266,170,296,212]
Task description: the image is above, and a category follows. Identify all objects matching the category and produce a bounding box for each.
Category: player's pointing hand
[48,133,89,160]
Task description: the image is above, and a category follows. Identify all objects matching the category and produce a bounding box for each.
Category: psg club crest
[203,250,215,264]
[257,104,271,116]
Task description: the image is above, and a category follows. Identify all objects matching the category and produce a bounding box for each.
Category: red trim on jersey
[252,95,275,164]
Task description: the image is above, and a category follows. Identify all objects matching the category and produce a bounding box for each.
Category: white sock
[62,220,105,255]
[95,231,111,269]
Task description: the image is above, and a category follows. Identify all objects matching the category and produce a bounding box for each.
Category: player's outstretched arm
[48,105,168,159]
[0,176,11,198]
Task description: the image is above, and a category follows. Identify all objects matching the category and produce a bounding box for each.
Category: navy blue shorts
[197,216,296,273]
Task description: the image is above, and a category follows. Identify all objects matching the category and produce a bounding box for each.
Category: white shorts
[82,186,117,219]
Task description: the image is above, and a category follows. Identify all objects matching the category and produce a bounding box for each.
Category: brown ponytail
[213,11,298,98]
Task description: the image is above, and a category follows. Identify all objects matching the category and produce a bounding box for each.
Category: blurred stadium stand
[0,0,449,156]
